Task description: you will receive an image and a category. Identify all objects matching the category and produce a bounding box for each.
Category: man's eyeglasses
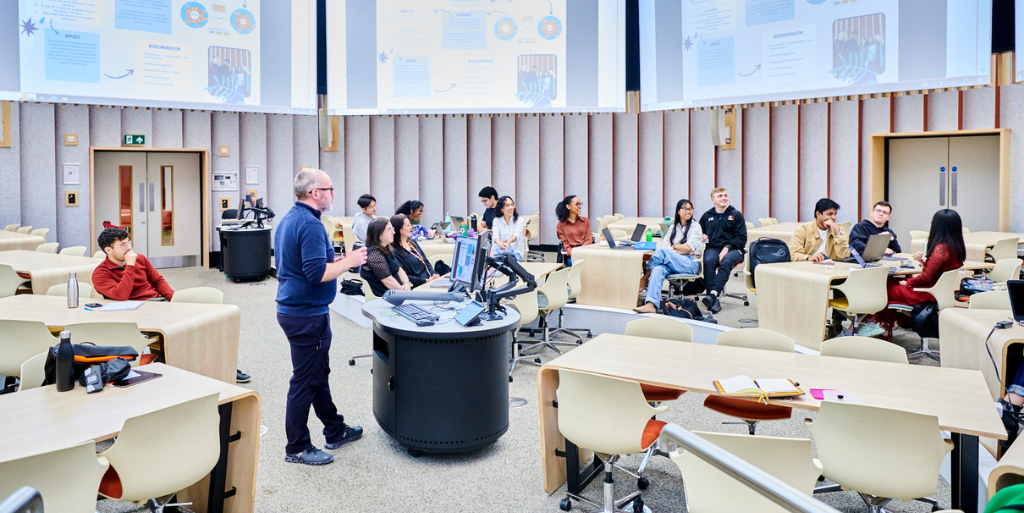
[311,187,335,194]
[115,240,132,250]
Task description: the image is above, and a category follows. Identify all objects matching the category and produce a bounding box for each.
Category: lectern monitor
[451,236,479,292]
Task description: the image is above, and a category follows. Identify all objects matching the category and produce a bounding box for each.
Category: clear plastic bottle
[67,271,79,308]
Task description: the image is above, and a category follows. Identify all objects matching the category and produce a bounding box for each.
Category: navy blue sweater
[274,202,335,316]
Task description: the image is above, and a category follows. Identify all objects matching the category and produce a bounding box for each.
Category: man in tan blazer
[789,198,850,262]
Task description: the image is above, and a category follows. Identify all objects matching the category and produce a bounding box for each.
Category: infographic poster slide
[376,0,567,111]
[19,0,262,107]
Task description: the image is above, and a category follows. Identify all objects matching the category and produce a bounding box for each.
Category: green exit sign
[123,134,145,146]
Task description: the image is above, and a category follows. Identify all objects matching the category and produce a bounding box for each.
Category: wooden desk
[746,222,800,248]
[569,244,650,310]
[538,334,1004,512]
[756,258,992,350]
[0,250,103,294]
[0,295,240,383]
[0,231,44,251]
[0,363,260,513]
[608,217,665,235]
[911,232,1024,262]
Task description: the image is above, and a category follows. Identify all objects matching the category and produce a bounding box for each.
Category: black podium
[217,226,272,280]
[361,300,519,454]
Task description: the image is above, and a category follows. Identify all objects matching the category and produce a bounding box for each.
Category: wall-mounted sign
[123,134,145,146]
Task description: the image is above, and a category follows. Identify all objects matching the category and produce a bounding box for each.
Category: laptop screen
[630,225,646,241]
[1009,280,1024,321]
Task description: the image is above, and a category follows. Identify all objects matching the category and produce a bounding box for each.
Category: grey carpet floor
[96,255,950,513]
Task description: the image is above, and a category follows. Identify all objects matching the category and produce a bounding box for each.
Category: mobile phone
[85,303,103,308]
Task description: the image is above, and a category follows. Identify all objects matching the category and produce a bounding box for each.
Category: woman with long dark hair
[885,209,966,307]
[555,195,591,263]
[395,200,428,238]
[359,217,412,297]
[634,199,704,313]
[389,214,439,287]
[491,196,526,261]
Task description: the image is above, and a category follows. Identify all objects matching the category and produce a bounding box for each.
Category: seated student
[885,209,964,308]
[352,194,377,244]
[478,186,500,230]
[389,214,439,287]
[360,217,413,297]
[850,200,901,255]
[555,195,592,264]
[634,199,704,314]
[491,196,526,261]
[698,188,747,314]
[395,200,428,239]
[789,198,850,262]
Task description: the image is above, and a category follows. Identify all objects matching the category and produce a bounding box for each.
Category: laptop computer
[660,222,672,239]
[449,216,465,231]
[602,228,635,250]
[629,224,646,242]
[847,247,900,274]
[837,233,889,263]
[1008,280,1024,324]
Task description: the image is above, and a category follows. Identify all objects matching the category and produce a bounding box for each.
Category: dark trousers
[278,312,346,454]
[702,248,744,294]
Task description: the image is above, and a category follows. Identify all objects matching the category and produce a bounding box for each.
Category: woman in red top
[886,209,966,307]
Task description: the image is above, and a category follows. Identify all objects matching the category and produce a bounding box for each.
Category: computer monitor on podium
[451,233,490,293]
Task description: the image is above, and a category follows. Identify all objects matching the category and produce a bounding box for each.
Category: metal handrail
[0,487,43,513]
[658,424,841,513]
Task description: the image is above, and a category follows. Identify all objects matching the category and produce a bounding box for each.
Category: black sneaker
[701,294,715,310]
[285,446,334,465]
[325,425,363,450]
[236,369,251,383]
[709,296,722,314]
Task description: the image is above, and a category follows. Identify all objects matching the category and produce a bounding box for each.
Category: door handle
[938,167,946,207]
[138,183,145,212]
[950,166,958,207]
[149,183,155,212]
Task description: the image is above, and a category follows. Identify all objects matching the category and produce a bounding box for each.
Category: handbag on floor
[663,298,704,320]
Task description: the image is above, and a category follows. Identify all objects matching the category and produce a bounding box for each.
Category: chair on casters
[556,369,666,513]
[827,266,888,336]
[745,221,755,231]
[597,217,609,232]
[806,401,951,513]
[519,268,579,359]
[98,393,222,512]
[94,250,106,259]
[549,259,592,340]
[665,256,704,301]
[819,336,909,364]
[702,329,794,434]
[506,290,540,378]
[987,258,1022,283]
[525,213,544,262]
[909,230,929,241]
[349,282,380,365]
[0,441,108,513]
[887,268,963,360]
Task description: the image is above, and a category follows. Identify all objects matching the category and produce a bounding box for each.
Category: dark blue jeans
[278,312,346,454]
[702,248,744,295]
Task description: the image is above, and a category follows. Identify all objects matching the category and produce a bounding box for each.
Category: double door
[887,135,1000,244]
[94,151,202,268]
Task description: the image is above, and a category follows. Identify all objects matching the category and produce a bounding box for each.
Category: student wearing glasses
[491,196,526,261]
[395,200,428,239]
[555,195,592,264]
[849,200,900,255]
[634,199,703,313]
[93,227,175,301]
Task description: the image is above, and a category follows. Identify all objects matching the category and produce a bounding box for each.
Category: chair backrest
[30,228,49,242]
[93,250,106,259]
[610,229,628,240]
[671,431,822,513]
[0,319,58,376]
[0,264,25,299]
[556,369,666,456]
[525,213,541,243]
[838,221,851,235]
[428,253,452,268]
[742,253,755,293]
[597,217,608,231]
[221,209,237,220]
[920,268,965,311]
[35,242,58,253]
[758,218,771,227]
[98,393,221,501]
[566,259,584,299]
[537,268,571,312]
[716,328,794,353]
[342,222,356,255]
[819,336,909,364]
[989,258,1022,283]
[624,317,694,343]
[18,352,49,392]
[805,401,952,501]
[361,280,380,301]
[909,230,929,240]
[990,238,1020,262]
[321,215,336,239]
[963,227,971,234]
[830,266,889,315]
[745,221,755,231]
[58,246,88,257]
[766,218,779,225]
[0,441,108,513]
[3,224,17,231]
[613,213,625,221]
[507,290,539,327]
[45,282,97,299]
[62,322,150,354]
[16,226,33,234]
[970,290,1012,311]
[170,287,224,304]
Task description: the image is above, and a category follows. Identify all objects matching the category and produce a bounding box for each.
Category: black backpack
[910,302,940,339]
[748,237,791,288]
[664,298,704,320]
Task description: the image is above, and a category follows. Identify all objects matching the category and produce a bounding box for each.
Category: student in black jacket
[698,187,747,313]
[849,200,901,255]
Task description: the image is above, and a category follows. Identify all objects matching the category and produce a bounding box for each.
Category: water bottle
[460,222,469,237]
[645,227,653,242]
[67,272,79,308]
[56,330,75,392]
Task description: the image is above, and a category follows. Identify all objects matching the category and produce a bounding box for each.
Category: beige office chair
[17,352,49,392]
[757,218,771,227]
[0,320,58,377]
[16,225,32,234]
[98,393,221,512]
[624,317,694,343]
[58,246,88,257]
[610,229,628,241]
[4,224,18,231]
[556,369,667,513]
[909,230,929,242]
[30,228,49,242]
[987,258,1022,283]
[46,282,97,299]
[963,227,971,234]
[766,218,779,225]
[665,255,704,301]
[597,217,609,232]
[63,322,151,356]
[838,221,851,236]
[548,260,591,340]
[94,250,106,259]
[969,290,1012,311]
[507,290,540,377]
[35,242,59,253]
[171,287,224,304]
[745,221,755,231]
[525,213,544,262]
[0,264,28,299]
[819,336,909,364]
[988,238,1021,263]
[828,266,889,336]
[519,268,578,360]
[0,441,109,513]
[888,268,964,359]
[703,329,794,434]
[613,213,625,221]
[348,281,381,365]
[807,401,951,512]
[670,431,823,513]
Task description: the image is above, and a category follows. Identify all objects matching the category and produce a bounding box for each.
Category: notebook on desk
[713,375,804,400]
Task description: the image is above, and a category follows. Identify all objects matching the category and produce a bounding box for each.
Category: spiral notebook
[713,375,804,402]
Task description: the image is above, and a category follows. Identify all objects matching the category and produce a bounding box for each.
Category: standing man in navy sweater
[275,168,367,465]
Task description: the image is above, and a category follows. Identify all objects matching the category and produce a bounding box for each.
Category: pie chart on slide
[538,16,561,40]
[494,17,517,40]
[181,2,208,28]
[231,9,255,34]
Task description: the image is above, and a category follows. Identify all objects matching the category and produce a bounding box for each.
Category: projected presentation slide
[641,0,992,110]
[0,0,316,114]
[326,0,626,115]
